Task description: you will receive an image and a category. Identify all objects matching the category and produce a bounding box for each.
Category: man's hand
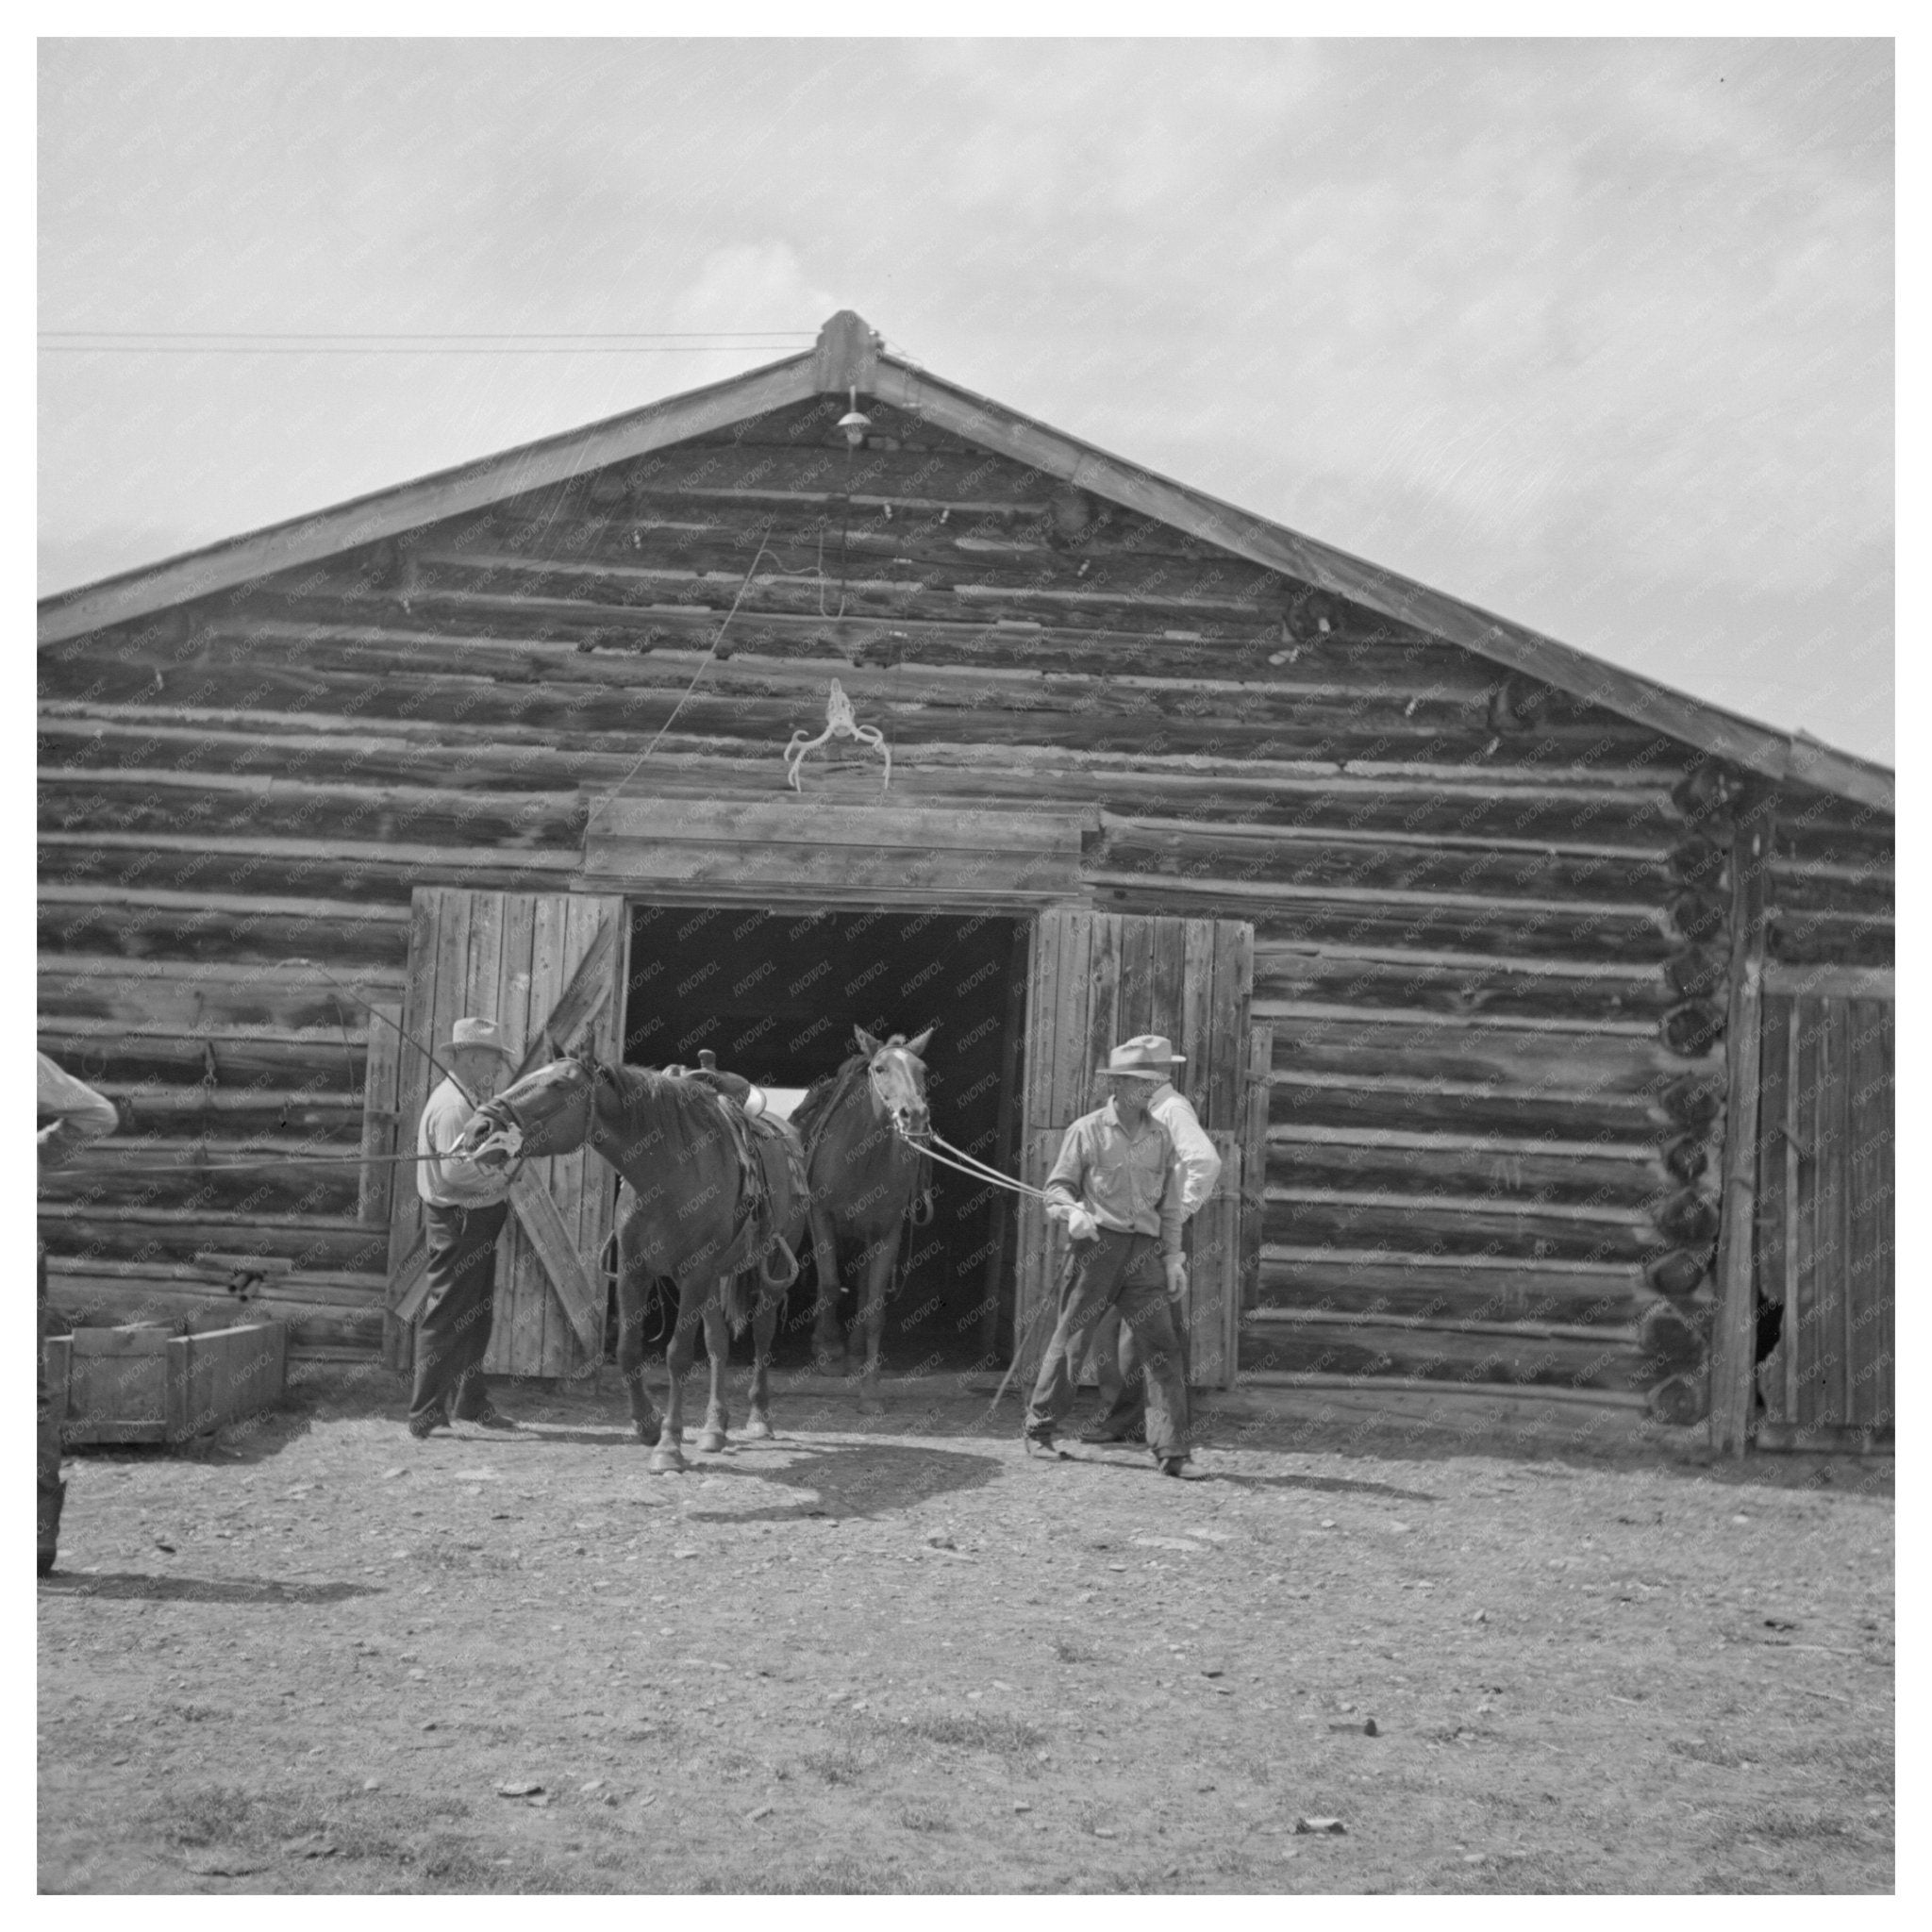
[1164,1256,1188,1299]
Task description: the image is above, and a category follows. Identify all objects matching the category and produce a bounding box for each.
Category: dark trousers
[1024,1228,1190,1460]
[408,1201,508,1425]
[38,1243,63,1563]
[1090,1297,1191,1437]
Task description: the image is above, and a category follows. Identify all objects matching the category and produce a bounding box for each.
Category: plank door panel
[1753,987,1892,1441]
[1014,908,1255,1391]
[385,889,627,1382]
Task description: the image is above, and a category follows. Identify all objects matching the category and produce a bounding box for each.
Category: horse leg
[614,1255,661,1448]
[858,1234,892,1413]
[808,1203,843,1373]
[652,1283,698,1474]
[695,1288,732,1454]
[745,1288,778,1440]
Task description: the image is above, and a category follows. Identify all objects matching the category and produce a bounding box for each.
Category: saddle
[666,1052,804,1290]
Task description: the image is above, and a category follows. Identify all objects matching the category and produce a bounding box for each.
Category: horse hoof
[695,1429,727,1455]
[649,1443,688,1474]
[636,1422,661,1448]
[743,1414,774,1441]
[858,1394,885,1417]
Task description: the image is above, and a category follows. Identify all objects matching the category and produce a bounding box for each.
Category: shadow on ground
[39,1572,381,1606]
[678,1440,1004,1524]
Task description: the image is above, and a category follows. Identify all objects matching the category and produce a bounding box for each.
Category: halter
[465,1056,595,1168]
[861,1044,935,1226]
[867,1046,932,1144]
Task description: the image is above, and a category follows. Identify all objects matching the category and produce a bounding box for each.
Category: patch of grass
[896,1804,954,1833]
[1739,1808,1860,1844]
[165,1702,227,1724]
[150,1785,327,1852]
[1669,1734,1752,1770]
[893,1711,1046,1757]
[1817,1734,1893,1792]
[707,1855,904,1893]
[1053,1639,1097,1665]
[799,1747,866,1786]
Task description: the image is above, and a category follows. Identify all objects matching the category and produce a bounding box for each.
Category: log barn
[37,311,1894,1450]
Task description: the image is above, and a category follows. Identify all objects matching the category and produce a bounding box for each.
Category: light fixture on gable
[838,386,872,449]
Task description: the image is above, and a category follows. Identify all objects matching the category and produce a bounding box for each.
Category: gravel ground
[37,1366,1894,1894]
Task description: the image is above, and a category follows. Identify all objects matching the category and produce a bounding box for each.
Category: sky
[37,38,1895,764]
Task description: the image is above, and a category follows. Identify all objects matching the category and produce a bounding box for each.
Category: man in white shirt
[1024,1039,1196,1475]
[408,1018,522,1440]
[1079,1035,1223,1446]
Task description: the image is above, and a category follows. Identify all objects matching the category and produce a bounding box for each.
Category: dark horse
[460,1053,807,1473]
[795,1026,934,1407]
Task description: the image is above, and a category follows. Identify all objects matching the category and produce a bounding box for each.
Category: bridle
[465,1056,597,1169]
[867,1045,933,1146]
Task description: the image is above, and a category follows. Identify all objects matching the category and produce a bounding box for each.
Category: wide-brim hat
[440,1017,515,1060]
[1102,1035,1182,1080]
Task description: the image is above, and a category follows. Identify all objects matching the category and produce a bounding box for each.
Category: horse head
[459,1052,598,1167]
[855,1024,934,1144]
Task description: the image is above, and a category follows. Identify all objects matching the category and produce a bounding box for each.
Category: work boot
[1157,1456,1203,1480]
[466,1405,517,1431]
[408,1411,450,1441]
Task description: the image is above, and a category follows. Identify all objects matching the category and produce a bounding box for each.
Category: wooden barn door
[1012,911,1256,1391]
[1751,975,1893,1447]
[379,890,628,1381]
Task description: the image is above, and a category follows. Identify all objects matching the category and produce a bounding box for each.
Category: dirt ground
[37,1363,1894,1895]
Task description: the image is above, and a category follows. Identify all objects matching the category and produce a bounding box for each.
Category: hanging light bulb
[838,384,872,449]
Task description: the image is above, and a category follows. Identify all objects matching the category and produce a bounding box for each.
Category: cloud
[664,242,839,335]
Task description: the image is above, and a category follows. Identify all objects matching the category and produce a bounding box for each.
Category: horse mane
[596,1059,736,1156]
[791,1054,868,1146]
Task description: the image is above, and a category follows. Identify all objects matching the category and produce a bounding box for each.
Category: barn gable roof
[37,309,1891,813]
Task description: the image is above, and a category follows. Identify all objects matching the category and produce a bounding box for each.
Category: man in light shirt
[1081,1034,1223,1446]
[408,1018,522,1440]
[38,1050,120,1574]
[1023,1038,1197,1477]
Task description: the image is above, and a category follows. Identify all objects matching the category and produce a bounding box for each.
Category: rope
[71,1148,434,1176]
[583,538,776,834]
[911,1126,1059,1205]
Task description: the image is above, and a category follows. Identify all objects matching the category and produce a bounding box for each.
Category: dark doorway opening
[621,905,1027,1371]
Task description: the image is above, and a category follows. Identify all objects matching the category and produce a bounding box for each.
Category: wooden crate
[47,1320,287,1445]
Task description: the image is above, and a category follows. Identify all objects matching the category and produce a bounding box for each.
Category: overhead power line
[39,328,816,356]
[42,345,809,355]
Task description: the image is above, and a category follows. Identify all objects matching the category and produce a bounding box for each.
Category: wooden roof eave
[867,359,1894,818]
[34,349,822,650]
[35,308,1891,817]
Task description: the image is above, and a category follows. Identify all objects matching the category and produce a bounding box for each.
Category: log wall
[38,393,1895,1400]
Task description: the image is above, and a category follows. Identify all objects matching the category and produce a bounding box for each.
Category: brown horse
[460,1053,806,1473]
[795,1026,934,1407]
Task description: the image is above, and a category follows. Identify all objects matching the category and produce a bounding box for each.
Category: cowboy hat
[439,1017,515,1060]
[1101,1036,1180,1080]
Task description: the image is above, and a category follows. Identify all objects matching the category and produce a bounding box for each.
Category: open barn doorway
[621,904,1028,1373]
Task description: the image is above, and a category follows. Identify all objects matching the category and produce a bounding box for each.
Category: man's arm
[1156,1144,1185,1261]
[421,1089,513,1204]
[1157,1092,1223,1220]
[1041,1118,1089,1208]
[1157,1147,1188,1300]
[37,1052,119,1173]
